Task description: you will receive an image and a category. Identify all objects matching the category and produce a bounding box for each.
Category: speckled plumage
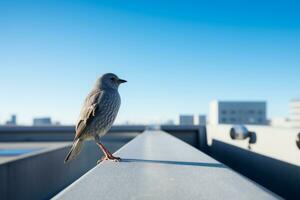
[64,73,126,163]
[82,89,121,140]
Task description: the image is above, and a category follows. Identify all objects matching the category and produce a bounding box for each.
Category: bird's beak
[118,79,127,84]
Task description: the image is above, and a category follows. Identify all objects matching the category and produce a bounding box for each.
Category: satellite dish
[230,125,250,140]
[296,132,300,150]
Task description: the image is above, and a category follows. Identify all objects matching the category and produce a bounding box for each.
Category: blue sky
[0,0,300,125]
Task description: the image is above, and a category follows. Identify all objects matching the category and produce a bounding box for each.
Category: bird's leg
[96,142,121,164]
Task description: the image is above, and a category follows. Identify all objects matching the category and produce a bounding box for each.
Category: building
[5,115,17,126]
[289,99,300,128]
[163,119,175,125]
[209,100,267,125]
[198,115,207,125]
[269,117,290,128]
[33,117,52,126]
[179,115,194,125]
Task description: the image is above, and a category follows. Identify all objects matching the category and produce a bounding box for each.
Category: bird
[64,73,127,164]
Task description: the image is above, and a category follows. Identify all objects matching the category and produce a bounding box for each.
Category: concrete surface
[54,131,279,200]
[0,132,139,200]
[0,125,145,141]
[206,124,300,199]
[207,125,300,166]
[0,142,70,164]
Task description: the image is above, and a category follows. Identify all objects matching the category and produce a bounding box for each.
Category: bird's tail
[64,139,84,163]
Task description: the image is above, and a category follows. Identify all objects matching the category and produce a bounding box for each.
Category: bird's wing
[74,89,103,140]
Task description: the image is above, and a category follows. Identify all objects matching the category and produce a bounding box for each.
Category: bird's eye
[110,77,116,81]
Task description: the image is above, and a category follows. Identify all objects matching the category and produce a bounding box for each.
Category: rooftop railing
[54,130,278,200]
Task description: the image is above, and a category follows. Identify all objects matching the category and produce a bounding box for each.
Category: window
[258,118,263,123]
[221,110,227,114]
[248,110,255,114]
[248,117,255,123]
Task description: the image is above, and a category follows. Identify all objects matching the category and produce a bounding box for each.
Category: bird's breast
[92,91,121,137]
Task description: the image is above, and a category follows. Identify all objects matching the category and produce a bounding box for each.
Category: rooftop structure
[289,99,300,128]
[33,117,52,126]
[5,114,17,126]
[198,115,207,125]
[179,115,194,125]
[269,117,290,128]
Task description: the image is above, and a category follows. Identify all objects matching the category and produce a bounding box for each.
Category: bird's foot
[97,155,121,164]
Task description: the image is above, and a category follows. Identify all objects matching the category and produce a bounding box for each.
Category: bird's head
[95,73,127,90]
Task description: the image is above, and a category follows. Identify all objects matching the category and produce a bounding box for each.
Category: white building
[198,115,207,125]
[289,99,300,128]
[209,100,267,125]
[179,115,194,125]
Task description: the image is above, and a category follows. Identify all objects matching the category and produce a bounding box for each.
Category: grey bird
[64,73,127,163]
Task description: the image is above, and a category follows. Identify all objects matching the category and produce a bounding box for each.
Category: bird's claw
[97,155,121,164]
[111,156,121,162]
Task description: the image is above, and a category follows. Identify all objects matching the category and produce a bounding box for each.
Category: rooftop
[54,130,278,200]
[0,142,70,164]
[1,125,299,199]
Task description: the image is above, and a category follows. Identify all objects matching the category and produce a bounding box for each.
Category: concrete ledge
[206,125,300,166]
[0,132,138,199]
[54,130,279,200]
[0,125,146,133]
[206,125,300,199]
[0,142,99,200]
[0,125,145,142]
[161,125,202,149]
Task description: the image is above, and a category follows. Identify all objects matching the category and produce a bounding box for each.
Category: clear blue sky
[0,0,300,125]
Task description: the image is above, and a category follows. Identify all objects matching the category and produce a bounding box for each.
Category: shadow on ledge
[121,158,227,168]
